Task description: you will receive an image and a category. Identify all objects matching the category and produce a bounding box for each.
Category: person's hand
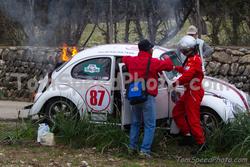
[173,66,184,73]
[168,80,177,90]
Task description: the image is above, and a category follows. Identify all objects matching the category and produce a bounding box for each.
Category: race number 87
[90,90,105,106]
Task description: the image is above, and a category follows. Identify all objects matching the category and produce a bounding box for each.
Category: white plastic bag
[37,123,50,143]
[40,132,55,146]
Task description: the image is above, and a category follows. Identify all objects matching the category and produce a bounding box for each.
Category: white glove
[168,80,175,90]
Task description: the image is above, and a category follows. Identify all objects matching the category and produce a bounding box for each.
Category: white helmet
[178,35,197,56]
[178,35,196,50]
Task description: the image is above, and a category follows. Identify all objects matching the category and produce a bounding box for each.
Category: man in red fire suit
[172,35,206,154]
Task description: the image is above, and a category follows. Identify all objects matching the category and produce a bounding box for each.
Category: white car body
[29,44,250,130]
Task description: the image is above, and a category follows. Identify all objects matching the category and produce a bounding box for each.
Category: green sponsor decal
[83,63,101,74]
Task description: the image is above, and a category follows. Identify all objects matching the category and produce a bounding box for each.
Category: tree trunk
[124,18,130,42]
[134,17,144,41]
[108,0,113,43]
[231,13,239,45]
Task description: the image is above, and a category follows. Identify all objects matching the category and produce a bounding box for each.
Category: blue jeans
[129,95,156,153]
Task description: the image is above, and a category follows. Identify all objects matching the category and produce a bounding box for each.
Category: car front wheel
[200,107,222,138]
[44,97,79,125]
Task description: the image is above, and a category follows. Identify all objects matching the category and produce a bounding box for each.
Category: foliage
[0,120,37,144]
[53,113,129,153]
[201,0,250,45]
[208,112,250,157]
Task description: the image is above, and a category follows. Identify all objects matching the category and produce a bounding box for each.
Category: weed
[208,112,250,157]
[0,120,37,144]
[53,113,129,153]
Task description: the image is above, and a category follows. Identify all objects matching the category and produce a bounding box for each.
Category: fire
[71,46,78,56]
[60,43,78,62]
[61,43,69,62]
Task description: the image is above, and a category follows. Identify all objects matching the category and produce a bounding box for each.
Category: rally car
[26,44,250,133]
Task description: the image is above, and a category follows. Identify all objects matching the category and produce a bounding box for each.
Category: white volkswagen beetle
[27,44,250,133]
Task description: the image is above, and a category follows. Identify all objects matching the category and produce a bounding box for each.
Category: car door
[118,63,169,127]
[160,51,185,118]
[70,56,115,120]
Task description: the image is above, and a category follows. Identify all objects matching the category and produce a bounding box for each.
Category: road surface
[0,100,32,120]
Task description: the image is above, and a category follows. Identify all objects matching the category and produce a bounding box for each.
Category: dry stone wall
[205,47,250,94]
[0,46,59,101]
[0,46,249,102]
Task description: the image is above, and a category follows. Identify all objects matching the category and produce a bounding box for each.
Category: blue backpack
[126,57,151,105]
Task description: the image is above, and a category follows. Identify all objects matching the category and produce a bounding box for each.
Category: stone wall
[0,46,249,102]
[0,46,59,101]
[205,47,250,93]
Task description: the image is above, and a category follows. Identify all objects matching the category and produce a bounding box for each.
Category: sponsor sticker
[83,64,101,73]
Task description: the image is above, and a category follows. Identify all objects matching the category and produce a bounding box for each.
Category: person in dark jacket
[122,39,173,158]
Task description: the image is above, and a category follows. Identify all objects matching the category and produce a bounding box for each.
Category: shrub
[53,113,129,153]
[208,112,250,157]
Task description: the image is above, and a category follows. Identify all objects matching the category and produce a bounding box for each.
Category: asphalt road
[0,100,32,120]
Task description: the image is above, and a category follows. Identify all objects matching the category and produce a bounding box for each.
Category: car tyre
[43,97,79,125]
[200,107,222,138]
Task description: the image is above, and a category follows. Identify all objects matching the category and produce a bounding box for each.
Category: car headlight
[223,99,246,116]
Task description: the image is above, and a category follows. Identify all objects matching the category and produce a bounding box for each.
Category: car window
[160,51,182,80]
[71,57,111,81]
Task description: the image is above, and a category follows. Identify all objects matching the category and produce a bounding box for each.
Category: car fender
[201,95,234,122]
[29,84,86,116]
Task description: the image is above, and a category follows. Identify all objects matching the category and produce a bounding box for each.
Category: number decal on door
[90,90,105,106]
[86,85,111,112]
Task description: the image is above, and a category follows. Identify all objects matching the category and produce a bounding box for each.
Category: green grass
[0,118,249,166]
[0,120,37,144]
[0,112,250,166]
[53,113,129,153]
[207,113,250,158]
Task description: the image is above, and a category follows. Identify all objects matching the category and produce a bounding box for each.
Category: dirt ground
[0,143,249,167]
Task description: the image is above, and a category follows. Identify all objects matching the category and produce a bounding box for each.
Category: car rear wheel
[44,97,79,125]
[200,107,222,138]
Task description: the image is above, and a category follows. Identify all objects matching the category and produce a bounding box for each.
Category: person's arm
[173,66,184,74]
[156,57,173,72]
[202,42,214,57]
[122,56,128,64]
[174,58,201,86]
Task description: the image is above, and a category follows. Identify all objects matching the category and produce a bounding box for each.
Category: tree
[0,0,94,46]
[0,9,27,45]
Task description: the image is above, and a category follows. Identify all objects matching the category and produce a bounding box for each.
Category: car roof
[70,44,170,62]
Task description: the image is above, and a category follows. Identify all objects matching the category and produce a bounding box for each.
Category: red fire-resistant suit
[172,54,205,144]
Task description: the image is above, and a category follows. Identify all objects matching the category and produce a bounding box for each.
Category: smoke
[0,0,192,46]
[0,0,89,46]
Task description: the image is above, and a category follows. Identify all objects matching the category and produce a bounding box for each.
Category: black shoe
[178,136,195,146]
[191,143,208,155]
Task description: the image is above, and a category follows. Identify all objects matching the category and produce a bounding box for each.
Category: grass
[207,112,250,158]
[0,120,37,144]
[53,113,129,153]
[0,112,250,166]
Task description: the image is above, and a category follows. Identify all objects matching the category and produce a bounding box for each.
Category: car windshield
[160,50,183,80]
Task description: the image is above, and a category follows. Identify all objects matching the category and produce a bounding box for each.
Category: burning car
[26,44,250,133]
